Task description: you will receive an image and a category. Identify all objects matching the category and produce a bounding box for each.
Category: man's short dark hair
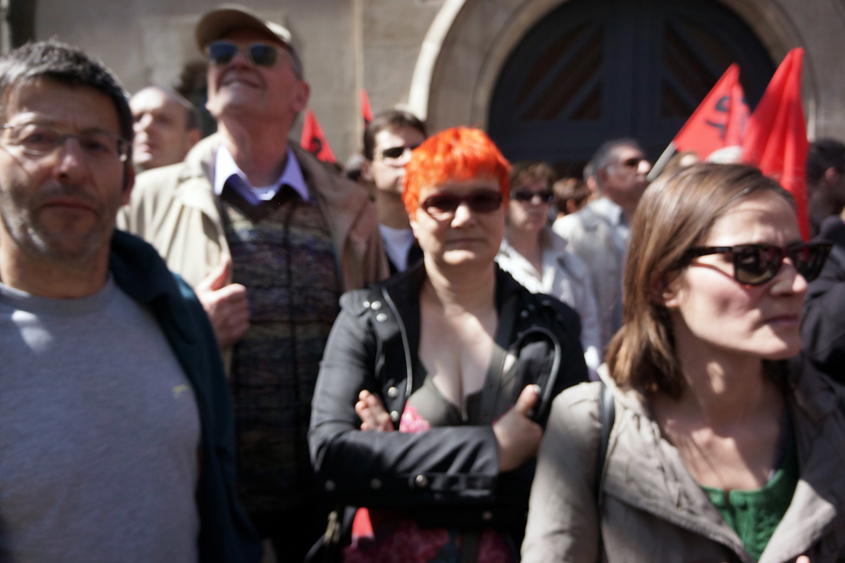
[363,110,427,161]
[140,86,201,132]
[807,138,845,184]
[591,138,642,175]
[185,104,201,132]
[163,86,201,132]
[0,41,133,143]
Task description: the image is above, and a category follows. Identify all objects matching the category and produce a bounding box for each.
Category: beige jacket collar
[601,365,845,563]
[171,133,374,288]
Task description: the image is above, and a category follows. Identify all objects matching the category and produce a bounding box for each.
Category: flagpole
[647,141,677,181]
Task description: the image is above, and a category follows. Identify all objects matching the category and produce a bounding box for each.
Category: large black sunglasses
[620,156,646,169]
[207,41,283,68]
[380,144,420,160]
[685,242,832,285]
[512,190,554,204]
[420,190,503,219]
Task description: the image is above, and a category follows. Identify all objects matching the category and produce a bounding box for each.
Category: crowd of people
[0,3,844,563]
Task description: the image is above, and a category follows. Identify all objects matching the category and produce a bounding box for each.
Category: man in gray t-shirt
[0,42,259,562]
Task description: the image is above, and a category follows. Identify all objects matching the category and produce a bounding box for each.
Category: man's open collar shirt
[213,144,309,205]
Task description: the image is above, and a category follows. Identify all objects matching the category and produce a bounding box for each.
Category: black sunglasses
[420,190,503,219]
[620,157,646,168]
[685,242,832,285]
[512,190,554,204]
[207,41,283,67]
[380,144,420,160]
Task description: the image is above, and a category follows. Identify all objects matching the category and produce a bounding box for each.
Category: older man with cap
[121,5,388,561]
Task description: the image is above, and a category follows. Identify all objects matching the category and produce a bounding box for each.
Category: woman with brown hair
[522,163,843,562]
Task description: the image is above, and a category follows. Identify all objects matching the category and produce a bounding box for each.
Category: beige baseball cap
[195,4,302,76]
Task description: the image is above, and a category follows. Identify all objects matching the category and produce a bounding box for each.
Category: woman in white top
[496,162,603,379]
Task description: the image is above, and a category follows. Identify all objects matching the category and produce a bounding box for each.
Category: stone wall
[33,0,845,161]
[35,0,393,160]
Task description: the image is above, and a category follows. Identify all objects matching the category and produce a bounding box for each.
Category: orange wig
[403,127,511,216]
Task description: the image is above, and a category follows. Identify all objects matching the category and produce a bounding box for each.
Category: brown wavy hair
[606,163,793,398]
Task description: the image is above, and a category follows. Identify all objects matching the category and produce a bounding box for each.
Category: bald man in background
[130,86,202,171]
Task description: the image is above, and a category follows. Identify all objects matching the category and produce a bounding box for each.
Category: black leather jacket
[308,262,588,543]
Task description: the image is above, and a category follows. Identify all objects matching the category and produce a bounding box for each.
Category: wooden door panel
[488,0,775,175]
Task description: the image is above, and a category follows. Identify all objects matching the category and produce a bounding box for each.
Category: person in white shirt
[497,162,602,379]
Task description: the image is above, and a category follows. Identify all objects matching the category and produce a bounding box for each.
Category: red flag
[673,64,749,160]
[300,109,337,164]
[360,89,374,127]
[741,48,809,239]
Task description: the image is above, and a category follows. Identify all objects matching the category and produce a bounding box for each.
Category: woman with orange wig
[309,127,588,562]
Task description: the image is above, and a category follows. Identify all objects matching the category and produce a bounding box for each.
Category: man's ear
[824,166,841,187]
[121,163,136,206]
[596,167,609,188]
[186,128,202,152]
[292,80,311,114]
[360,158,374,183]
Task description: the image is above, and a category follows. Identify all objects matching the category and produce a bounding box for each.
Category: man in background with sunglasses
[553,138,651,354]
[121,5,388,561]
[361,110,427,273]
[806,138,845,238]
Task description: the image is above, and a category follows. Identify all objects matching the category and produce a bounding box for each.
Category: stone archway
[410,0,845,141]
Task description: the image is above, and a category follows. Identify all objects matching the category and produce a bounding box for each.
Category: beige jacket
[118,134,388,290]
[522,367,845,563]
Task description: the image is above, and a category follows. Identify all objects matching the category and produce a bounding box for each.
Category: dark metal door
[487,0,776,175]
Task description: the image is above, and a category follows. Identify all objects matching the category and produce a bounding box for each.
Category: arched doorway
[487,0,776,175]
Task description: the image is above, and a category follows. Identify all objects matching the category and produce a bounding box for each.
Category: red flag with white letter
[673,64,749,160]
[300,109,337,164]
[741,48,809,239]
[360,90,374,128]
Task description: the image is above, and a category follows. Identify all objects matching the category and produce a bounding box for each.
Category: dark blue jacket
[110,230,261,563]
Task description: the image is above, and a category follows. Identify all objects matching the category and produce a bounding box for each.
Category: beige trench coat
[118,134,389,371]
[118,133,388,291]
[522,367,845,563]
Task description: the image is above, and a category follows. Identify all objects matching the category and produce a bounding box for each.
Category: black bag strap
[594,381,615,505]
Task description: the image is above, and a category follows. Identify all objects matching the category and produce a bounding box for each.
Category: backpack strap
[594,381,615,505]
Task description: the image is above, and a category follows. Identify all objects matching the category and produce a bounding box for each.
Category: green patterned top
[700,435,798,561]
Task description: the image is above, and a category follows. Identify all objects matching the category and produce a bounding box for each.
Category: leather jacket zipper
[381,287,413,398]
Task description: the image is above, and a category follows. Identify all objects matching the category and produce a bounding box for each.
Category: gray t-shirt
[0,277,200,563]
